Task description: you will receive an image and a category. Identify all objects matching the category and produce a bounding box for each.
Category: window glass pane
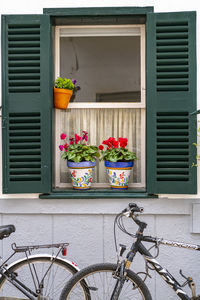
[60,36,141,103]
[59,108,141,186]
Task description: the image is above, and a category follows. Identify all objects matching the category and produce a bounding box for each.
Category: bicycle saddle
[0,225,15,240]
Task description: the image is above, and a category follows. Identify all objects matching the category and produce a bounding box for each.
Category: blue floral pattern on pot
[105,161,134,190]
[67,161,96,190]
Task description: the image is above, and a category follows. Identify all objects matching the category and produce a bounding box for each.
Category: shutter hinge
[190,109,200,116]
[2,117,7,129]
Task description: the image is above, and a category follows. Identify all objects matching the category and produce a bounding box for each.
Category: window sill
[39,188,157,199]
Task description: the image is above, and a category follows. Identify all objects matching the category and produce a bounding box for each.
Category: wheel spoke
[0,257,76,300]
[60,263,151,300]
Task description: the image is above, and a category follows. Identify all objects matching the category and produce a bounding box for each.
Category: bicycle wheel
[0,255,78,300]
[60,263,152,300]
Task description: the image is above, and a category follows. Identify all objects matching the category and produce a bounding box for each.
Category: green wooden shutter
[2,15,52,193]
[146,11,197,194]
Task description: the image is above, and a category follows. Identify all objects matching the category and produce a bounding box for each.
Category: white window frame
[54,24,146,189]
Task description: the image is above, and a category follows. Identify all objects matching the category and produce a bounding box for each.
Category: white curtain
[59,108,141,185]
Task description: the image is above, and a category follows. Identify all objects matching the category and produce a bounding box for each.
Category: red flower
[69,137,74,145]
[75,134,81,144]
[101,137,127,149]
[118,137,128,148]
[64,143,69,151]
[60,133,67,140]
[102,137,117,148]
[113,140,119,148]
[82,131,88,142]
[108,137,115,143]
[99,145,104,150]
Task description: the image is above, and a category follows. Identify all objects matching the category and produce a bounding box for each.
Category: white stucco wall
[1,1,200,299]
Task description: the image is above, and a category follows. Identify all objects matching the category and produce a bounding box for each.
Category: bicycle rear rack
[11,242,69,252]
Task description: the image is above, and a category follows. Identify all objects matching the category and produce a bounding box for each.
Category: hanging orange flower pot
[54,87,73,109]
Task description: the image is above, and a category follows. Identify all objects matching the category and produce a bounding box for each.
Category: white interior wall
[60,36,140,101]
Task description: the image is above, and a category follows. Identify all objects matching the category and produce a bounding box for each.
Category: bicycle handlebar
[122,203,144,215]
[129,203,144,213]
[121,203,147,233]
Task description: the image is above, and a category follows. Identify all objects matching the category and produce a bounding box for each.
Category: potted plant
[59,131,99,189]
[54,77,80,109]
[99,137,137,190]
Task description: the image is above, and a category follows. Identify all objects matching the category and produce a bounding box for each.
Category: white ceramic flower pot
[67,161,96,190]
[105,161,134,190]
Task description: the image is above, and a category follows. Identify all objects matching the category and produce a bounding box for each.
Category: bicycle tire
[60,262,153,300]
[0,255,79,300]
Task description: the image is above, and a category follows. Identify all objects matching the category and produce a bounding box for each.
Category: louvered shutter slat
[156,19,190,93]
[7,24,41,94]
[2,15,52,193]
[146,11,197,194]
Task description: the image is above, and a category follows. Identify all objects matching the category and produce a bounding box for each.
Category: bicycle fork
[110,261,126,300]
[110,245,137,300]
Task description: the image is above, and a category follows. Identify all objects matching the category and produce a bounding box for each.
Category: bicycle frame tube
[0,269,37,299]
[142,236,200,251]
[136,239,192,300]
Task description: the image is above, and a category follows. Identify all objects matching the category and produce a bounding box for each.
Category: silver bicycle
[0,224,80,300]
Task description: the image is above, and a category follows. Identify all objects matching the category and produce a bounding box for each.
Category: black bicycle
[0,224,81,299]
[60,203,200,300]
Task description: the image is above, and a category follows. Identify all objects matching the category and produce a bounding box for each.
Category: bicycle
[0,224,81,299]
[60,202,200,300]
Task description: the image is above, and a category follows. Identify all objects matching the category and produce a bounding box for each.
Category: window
[1,8,197,195]
[54,25,146,189]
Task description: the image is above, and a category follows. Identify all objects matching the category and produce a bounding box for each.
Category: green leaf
[68,152,76,161]
[60,141,99,163]
[55,77,75,90]
[99,145,137,162]
[109,155,118,162]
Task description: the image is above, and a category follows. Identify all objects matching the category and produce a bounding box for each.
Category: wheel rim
[0,257,76,300]
[65,269,146,300]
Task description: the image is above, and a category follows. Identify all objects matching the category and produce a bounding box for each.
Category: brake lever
[123,211,131,218]
[129,203,144,213]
